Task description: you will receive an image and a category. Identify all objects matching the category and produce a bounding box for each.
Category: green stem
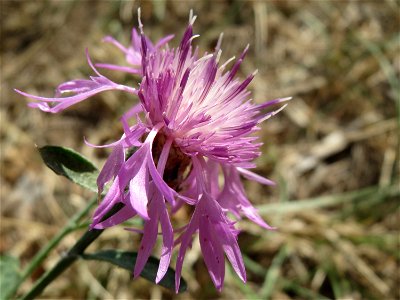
[5,197,97,299]
[20,233,102,300]
[20,203,124,300]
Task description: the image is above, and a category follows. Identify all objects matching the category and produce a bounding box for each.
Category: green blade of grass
[259,245,289,299]
[257,185,399,215]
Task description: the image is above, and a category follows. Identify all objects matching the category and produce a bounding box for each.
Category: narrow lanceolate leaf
[81,250,187,293]
[0,255,21,299]
[39,145,99,193]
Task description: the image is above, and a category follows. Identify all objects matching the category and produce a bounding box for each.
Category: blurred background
[1,1,399,299]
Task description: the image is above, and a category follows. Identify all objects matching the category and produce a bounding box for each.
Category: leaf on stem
[38,145,99,193]
[81,250,187,293]
[0,255,22,298]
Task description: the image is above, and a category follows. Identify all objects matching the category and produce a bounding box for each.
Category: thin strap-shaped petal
[95,63,141,74]
[175,187,201,293]
[156,192,174,283]
[128,146,150,220]
[155,34,175,48]
[91,178,122,228]
[133,190,160,278]
[146,124,178,205]
[220,165,275,229]
[83,133,142,149]
[16,82,110,113]
[147,151,176,205]
[256,104,289,123]
[199,213,225,291]
[157,138,173,175]
[201,193,246,283]
[215,221,246,283]
[241,204,276,230]
[236,167,275,186]
[102,35,129,54]
[97,143,125,194]
[174,212,199,293]
[84,128,141,151]
[253,96,292,111]
[16,50,137,113]
[16,78,136,113]
[126,125,161,219]
[55,79,99,96]
[93,204,136,229]
[121,104,143,134]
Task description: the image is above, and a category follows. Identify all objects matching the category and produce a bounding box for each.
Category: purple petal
[93,204,136,229]
[253,97,292,111]
[236,167,275,186]
[16,78,136,114]
[256,103,289,123]
[199,213,225,291]
[146,131,177,205]
[128,146,150,220]
[215,221,246,283]
[16,50,137,113]
[227,44,249,82]
[156,192,174,283]
[206,160,221,197]
[55,79,100,95]
[16,83,116,113]
[241,204,276,230]
[117,123,162,219]
[84,132,142,149]
[220,166,275,229]
[175,211,200,293]
[155,34,175,48]
[95,63,141,74]
[97,143,125,194]
[91,178,122,228]
[156,138,173,174]
[133,191,160,278]
[102,35,129,54]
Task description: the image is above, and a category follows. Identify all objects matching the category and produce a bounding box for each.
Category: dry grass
[1,1,399,299]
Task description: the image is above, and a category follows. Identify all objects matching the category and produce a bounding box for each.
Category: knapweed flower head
[16,10,291,292]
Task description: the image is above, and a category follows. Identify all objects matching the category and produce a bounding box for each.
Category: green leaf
[81,250,187,293]
[39,145,99,193]
[0,255,22,299]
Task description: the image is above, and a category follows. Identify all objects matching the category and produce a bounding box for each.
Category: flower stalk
[20,202,124,300]
[4,197,97,299]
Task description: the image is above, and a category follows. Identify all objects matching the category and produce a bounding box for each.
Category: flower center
[152,133,192,190]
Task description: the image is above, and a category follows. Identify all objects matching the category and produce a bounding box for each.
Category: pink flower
[17,10,291,292]
[96,28,174,75]
[90,12,290,292]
